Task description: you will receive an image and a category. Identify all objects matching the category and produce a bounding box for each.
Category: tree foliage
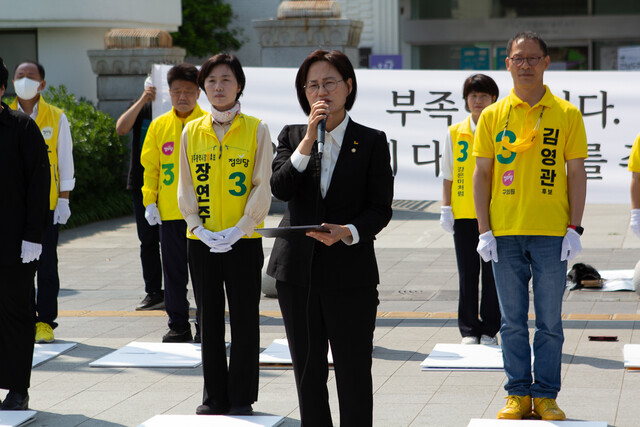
[172,0,244,58]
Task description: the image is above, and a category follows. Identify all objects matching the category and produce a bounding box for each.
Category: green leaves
[43,86,132,228]
[171,0,244,57]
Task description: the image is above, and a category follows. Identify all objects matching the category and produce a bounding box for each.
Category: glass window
[0,30,38,97]
[593,0,640,14]
[411,0,588,19]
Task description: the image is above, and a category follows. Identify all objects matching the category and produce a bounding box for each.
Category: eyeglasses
[508,56,544,67]
[500,105,545,153]
[169,88,199,97]
[304,79,344,94]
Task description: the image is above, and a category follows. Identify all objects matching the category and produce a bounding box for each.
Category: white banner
[152,65,640,203]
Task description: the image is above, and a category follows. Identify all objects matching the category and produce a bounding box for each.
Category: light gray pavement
[19,202,640,426]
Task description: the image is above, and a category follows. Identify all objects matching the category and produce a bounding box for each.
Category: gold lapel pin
[352,141,358,153]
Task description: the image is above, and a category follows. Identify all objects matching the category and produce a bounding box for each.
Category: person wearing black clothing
[0,56,50,410]
[267,50,394,426]
[116,80,164,311]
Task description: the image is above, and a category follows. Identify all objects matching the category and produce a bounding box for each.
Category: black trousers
[131,188,162,295]
[453,218,501,338]
[0,260,37,392]
[276,273,378,427]
[188,238,262,408]
[159,220,192,330]
[35,211,59,329]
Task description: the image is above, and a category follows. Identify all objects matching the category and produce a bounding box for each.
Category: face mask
[14,77,40,100]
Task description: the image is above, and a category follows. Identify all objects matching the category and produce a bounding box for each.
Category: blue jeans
[492,235,566,399]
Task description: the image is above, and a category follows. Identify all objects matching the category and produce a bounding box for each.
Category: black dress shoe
[196,402,228,415]
[162,327,192,343]
[136,291,165,311]
[228,404,254,416]
[1,391,29,410]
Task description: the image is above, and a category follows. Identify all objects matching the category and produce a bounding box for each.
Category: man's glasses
[508,56,544,67]
[304,79,344,94]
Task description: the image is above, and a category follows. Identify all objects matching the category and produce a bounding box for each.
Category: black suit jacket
[267,118,394,288]
[0,102,50,266]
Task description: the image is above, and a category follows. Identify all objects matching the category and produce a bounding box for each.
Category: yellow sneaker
[533,397,566,420]
[35,322,55,343]
[497,395,532,419]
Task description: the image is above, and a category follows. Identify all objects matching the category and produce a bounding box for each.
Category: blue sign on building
[369,54,403,69]
[460,47,490,70]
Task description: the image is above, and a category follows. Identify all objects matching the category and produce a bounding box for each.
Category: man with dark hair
[473,31,587,420]
[116,76,164,312]
[0,56,50,410]
[141,63,204,342]
[11,60,75,344]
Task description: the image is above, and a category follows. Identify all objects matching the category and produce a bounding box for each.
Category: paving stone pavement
[16,202,640,426]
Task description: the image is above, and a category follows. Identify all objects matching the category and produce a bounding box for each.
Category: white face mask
[14,77,40,100]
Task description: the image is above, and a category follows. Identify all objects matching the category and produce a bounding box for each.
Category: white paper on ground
[623,344,640,368]
[89,342,202,368]
[259,339,333,368]
[468,419,607,426]
[421,343,505,371]
[573,269,635,292]
[0,410,37,427]
[138,414,284,427]
[33,342,77,367]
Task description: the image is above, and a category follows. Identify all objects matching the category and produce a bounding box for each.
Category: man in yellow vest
[11,61,75,344]
[474,31,587,421]
[141,63,203,342]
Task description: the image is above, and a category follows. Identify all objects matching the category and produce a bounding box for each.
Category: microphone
[317,118,326,160]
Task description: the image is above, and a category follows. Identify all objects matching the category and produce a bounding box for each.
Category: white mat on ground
[421,343,505,371]
[0,410,37,427]
[260,339,333,368]
[33,342,77,367]
[138,415,284,426]
[89,342,202,368]
[582,269,635,292]
[623,344,640,369]
[468,419,607,426]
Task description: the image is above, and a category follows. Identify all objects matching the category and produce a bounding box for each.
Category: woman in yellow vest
[177,53,272,416]
[439,74,501,345]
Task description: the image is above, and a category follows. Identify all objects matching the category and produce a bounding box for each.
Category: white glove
[631,209,640,239]
[144,203,162,225]
[192,226,221,248]
[477,230,498,263]
[21,240,42,263]
[209,226,244,253]
[561,228,582,261]
[440,206,454,234]
[53,198,71,225]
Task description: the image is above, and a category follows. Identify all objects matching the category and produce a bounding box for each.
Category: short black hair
[14,60,45,80]
[295,49,357,116]
[462,74,499,112]
[0,57,8,90]
[507,31,549,57]
[167,63,198,87]
[197,53,245,101]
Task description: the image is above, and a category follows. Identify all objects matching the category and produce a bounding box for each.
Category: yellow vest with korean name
[10,97,62,210]
[449,116,477,219]
[141,105,205,220]
[185,112,262,239]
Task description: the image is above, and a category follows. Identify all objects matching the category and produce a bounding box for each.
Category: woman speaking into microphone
[267,49,394,426]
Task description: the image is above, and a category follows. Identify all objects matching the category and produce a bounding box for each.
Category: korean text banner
[152,65,640,204]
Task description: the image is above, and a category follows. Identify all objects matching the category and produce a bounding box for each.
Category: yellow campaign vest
[141,105,205,220]
[449,116,477,219]
[10,97,62,209]
[185,112,262,239]
[473,87,588,237]
[629,132,640,173]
